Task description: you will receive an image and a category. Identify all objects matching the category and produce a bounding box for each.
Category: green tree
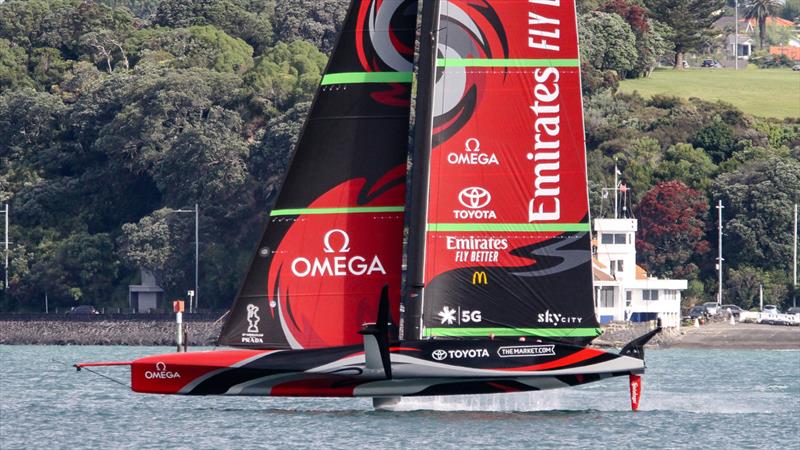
[0,39,33,91]
[154,0,274,54]
[745,0,782,49]
[654,143,718,191]
[272,0,347,54]
[645,0,726,68]
[579,11,638,77]
[711,156,800,271]
[244,40,326,113]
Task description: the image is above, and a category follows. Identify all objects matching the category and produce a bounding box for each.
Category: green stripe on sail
[423,327,602,338]
[436,58,580,68]
[270,206,405,216]
[320,72,413,85]
[427,223,590,232]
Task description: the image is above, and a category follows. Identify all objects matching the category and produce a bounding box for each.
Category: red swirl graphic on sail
[267,166,405,349]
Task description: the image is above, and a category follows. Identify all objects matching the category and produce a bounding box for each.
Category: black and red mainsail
[404,0,601,344]
[219,0,418,349]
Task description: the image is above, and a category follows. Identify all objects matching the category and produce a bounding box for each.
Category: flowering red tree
[636,181,710,279]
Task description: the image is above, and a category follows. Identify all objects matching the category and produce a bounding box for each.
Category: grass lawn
[618,67,800,119]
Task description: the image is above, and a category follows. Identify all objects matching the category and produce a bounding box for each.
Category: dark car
[688,306,706,319]
[701,59,724,68]
[786,307,800,315]
[66,305,100,315]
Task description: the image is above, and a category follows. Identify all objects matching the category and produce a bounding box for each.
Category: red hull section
[79,340,644,398]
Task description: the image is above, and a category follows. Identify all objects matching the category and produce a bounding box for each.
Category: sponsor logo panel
[290,229,386,278]
[497,345,556,358]
[144,362,181,380]
[431,348,490,361]
[241,303,264,343]
[537,309,583,326]
[437,306,482,325]
[446,138,499,166]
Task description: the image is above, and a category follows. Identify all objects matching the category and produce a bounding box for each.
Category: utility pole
[173,205,199,313]
[717,200,724,305]
[734,0,739,70]
[793,203,797,308]
[195,203,199,313]
[614,163,620,219]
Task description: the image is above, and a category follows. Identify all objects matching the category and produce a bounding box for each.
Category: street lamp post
[1,203,8,291]
[173,204,199,313]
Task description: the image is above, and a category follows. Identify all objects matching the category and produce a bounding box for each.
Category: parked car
[792,64,800,72]
[66,305,100,315]
[687,306,706,320]
[786,307,800,315]
[719,304,743,318]
[702,302,719,315]
[701,59,724,68]
[762,305,780,315]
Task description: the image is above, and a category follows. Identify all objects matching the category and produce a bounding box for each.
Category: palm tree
[744,0,782,49]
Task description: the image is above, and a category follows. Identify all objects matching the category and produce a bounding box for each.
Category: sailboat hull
[120,340,643,397]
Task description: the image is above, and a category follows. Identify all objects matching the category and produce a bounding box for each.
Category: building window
[600,287,615,307]
[643,289,659,301]
[600,233,627,244]
[626,290,632,307]
[663,290,677,301]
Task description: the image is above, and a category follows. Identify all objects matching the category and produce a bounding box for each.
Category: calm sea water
[1,345,798,449]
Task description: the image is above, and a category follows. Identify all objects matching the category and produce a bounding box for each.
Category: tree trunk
[759,18,767,49]
[674,51,685,70]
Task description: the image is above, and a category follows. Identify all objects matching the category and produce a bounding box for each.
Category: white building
[593,218,687,328]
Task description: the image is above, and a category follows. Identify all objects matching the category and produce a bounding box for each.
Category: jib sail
[405,0,601,344]
[219,0,417,349]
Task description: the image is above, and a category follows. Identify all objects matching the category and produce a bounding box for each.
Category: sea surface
[1,346,798,449]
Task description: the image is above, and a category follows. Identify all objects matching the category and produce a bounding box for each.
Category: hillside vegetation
[1,0,798,313]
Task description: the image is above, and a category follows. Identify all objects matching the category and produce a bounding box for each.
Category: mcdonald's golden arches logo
[471,271,488,285]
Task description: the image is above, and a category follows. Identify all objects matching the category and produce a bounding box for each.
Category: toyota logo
[458,187,491,209]
[431,349,448,361]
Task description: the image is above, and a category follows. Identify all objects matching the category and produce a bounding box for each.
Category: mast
[404,0,440,341]
[793,203,797,308]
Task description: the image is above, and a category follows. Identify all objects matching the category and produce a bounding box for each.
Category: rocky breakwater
[591,321,679,348]
[0,314,224,345]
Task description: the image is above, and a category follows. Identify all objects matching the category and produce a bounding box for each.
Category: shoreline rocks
[0,319,223,346]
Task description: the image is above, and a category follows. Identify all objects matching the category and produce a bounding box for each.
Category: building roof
[770,46,800,61]
[636,265,648,280]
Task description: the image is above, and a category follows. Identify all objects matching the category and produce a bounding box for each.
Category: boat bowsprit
[77,0,661,411]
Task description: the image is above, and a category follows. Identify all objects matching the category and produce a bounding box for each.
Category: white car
[762,305,780,315]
